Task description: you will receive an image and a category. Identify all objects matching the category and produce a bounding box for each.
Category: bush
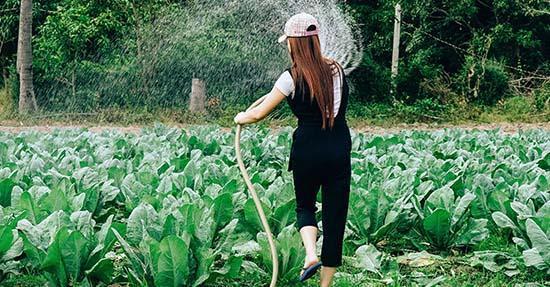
[395,49,443,104]
[456,57,511,105]
[348,53,392,103]
[498,96,533,116]
[533,83,549,111]
[478,63,510,105]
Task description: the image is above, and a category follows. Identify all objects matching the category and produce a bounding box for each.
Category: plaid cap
[278,13,320,43]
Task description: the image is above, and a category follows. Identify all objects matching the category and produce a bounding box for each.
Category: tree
[17,0,37,113]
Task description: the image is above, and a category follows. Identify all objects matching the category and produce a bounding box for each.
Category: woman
[233,12,351,287]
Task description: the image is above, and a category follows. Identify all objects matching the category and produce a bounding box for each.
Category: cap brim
[277,34,287,43]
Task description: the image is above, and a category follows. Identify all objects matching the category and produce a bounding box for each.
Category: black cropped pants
[289,125,352,267]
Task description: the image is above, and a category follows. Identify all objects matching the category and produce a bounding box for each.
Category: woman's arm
[234,86,286,124]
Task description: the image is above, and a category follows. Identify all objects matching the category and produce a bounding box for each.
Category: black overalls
[285,63,351,268]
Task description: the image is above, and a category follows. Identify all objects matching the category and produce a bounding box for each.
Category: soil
[0,121,548,134]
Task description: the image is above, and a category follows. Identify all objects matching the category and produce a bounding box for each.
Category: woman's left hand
[234,112,247,124]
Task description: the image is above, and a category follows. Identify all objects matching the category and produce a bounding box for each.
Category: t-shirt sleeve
[274,71,295,97]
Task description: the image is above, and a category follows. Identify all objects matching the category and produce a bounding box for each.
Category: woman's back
[276,60,351,173]
[276,61,349,129]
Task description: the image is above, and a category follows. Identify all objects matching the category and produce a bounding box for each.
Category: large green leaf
[523,248,546,269]
[525,219,550,266]
[17,210,70,251]
[469,251,520,277]
[454,218,489,246]
[243,197,272,233]
[0,226,13,256]
[190,241,216,287]
[40,227,70,287]
[20,232,45,268]
[19,191,39,224]
[42,186,70,213]
[272,199,296,235]
[154,235,189,287]
[366,187,390,236]
[213,192,233,231]
[423,208,451,248]
[0,179,14,207]
[487,189,510,214]
[0,229,23,262]
[85,256,114,283]
[425,187,454,213]
[179,203,198,236]
[537,152,549,171]
[111,227,148,285]
[194,203,217,248]
[491,212,518,230]
[352,244,382,275]
[452,192,475,227]
[61,230,92,282]
[126,203,162,245]
[535,202,550,236]
[257,224,302,280]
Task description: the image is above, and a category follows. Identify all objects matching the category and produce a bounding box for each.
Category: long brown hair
[288,34,338,130]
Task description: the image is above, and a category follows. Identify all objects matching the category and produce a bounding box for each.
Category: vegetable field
[0,125,548,286]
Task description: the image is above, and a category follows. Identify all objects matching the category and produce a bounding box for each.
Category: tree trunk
[17,0,37,113]
[189,78,206,112]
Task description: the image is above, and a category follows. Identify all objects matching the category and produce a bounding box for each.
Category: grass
[207,233,550,287]
[0,274,47,287]
[0,95,548,129]
[208,255,548,287]
[0,87,14,119]
[2,258,546,287]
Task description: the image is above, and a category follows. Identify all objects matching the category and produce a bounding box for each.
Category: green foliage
[2,0,548,114]
[347,0,548,104]
[0,0,22,75]
[413,190,489,250]
[533,82,550,111]
[492,200,550,271]
[0,125,548,285]
[32,0,134,110]
[457,57,511,105]
[1,0,66,89]
[498,96,533,120]
[34,1,128,74]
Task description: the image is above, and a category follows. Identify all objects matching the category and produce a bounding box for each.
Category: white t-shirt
[274,65,343,116]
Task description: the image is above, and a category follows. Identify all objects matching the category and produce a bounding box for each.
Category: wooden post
[189,78,206,112]
[390,3,401,103]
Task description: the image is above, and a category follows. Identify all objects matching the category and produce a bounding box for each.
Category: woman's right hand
[234,112,247,125]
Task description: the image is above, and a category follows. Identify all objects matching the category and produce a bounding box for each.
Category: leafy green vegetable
[0,125,547,284]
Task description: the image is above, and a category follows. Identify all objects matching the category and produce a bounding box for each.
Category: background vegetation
[0,0,549,124]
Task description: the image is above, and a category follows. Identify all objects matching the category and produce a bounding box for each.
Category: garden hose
[234,95,279,287]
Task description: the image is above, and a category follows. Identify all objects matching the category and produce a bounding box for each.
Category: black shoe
[299,261,322,282]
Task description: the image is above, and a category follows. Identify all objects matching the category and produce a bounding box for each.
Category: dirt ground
[351,121,550,135]
[0,121,548,135]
